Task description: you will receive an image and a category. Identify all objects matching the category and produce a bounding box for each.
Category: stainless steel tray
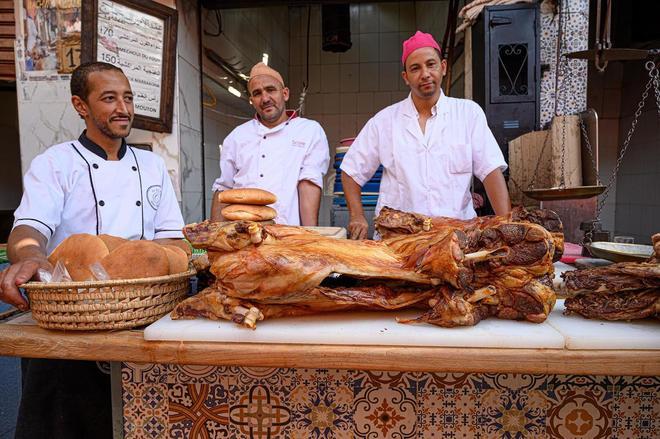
[586,241,654,263]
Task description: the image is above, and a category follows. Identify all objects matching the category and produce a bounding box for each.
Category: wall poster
[22,0,81,76]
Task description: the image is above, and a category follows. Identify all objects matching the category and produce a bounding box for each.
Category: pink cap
[249,62,285,87]
[401,31,441,66]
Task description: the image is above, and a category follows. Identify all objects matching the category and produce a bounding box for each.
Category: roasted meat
[398,286,492,327]
[564,289,660,321]
[173,214,557,328]
[173,285,436,329]
[561,235,660,321]
[375,206,565,261]
[562,263,660,294]
[650,233,660,263]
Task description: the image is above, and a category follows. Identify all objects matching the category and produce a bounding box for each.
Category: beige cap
[248,62,284,87]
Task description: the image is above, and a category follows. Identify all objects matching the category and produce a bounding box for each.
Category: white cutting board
[144,310,565,348]
[547,299,660,350]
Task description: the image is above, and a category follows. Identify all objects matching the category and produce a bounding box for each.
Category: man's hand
[472,192,484,209]
[348,215,369,240]
[341,172,369,240]
[2,225,50,310]
[0,257,51,311]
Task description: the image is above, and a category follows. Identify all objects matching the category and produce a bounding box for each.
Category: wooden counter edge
[0,324,658,375]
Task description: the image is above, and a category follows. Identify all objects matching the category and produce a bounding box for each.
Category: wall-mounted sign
[82,0,178,133]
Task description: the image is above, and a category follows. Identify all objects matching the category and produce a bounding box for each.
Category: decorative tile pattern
[168,383,230,438]
[539,0,589,126]
[123,382,169,439]
[122,365,659,438]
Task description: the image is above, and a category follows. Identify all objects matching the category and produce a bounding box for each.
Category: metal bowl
[586,241,654,263]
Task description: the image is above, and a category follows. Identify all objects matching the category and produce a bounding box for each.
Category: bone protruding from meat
[248,223,263,245]
[398,287,490,327]
[463,248,509,262]
[466,285,497,303]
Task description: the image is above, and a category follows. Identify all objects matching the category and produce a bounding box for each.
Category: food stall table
[0,311,658,439]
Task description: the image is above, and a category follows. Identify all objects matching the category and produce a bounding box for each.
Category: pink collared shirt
[340,92,506,220]
[213,113,330,225]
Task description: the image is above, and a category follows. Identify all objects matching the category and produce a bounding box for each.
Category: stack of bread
[48,234,191,281]
[218,188,278,222]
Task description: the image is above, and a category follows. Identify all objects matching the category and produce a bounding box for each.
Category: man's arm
[0,225,52,310]
[298,180,321,226]
[341,172,368,239]
[482,168,511,216]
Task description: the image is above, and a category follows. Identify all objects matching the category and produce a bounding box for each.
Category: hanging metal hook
[594,51,609,73]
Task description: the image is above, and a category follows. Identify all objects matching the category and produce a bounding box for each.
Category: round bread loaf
[221,204,277,221]
[98,234,128,252]
[48,234,110,281]
[161,245,190,274]
[101,240,169,280]
[218,188,277,205]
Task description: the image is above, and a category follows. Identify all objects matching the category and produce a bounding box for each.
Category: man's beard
[259,105,284,123]
[93,115,132,139]
[417,83,437,98]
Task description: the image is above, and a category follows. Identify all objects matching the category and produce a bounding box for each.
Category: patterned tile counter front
[122,363,659,439]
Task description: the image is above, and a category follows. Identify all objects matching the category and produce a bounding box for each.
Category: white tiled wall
[288,2,449,192]
[587,62,623,233]
[588,59,660,244]
[201,6,290,215]
[613,61,660,244]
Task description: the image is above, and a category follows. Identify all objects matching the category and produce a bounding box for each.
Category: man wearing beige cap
[211,63,330,226]
[340,31,511,239]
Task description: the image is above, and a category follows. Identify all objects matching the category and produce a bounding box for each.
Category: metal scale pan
[524,185,606,201]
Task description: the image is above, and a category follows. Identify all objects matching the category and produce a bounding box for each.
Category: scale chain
[596,61,658,216]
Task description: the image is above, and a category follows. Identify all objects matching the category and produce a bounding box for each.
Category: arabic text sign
[97,0,164,118]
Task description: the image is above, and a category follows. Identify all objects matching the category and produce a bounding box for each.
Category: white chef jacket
[340,91,507,220]
[212,111,330,225]
[13,133,185,253]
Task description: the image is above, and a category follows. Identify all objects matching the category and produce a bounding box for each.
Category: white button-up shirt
[13,136,185,253]
[212,112,330,225]
[340,92,507,220]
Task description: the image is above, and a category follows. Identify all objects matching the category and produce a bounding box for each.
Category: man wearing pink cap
[340,31,510,239]
[211,62,330,226]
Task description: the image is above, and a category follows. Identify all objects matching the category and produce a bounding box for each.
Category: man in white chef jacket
[340,31,511,239]
[0,62,186,439]
[210,62,330,226]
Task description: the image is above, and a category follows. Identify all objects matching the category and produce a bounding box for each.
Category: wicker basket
[22,269,195,331]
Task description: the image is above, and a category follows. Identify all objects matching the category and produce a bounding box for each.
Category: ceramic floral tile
[121,365,658,438]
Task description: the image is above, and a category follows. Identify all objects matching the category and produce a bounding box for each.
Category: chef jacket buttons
[92,163,99,169]
[263,135,266,139]
[261,154,265,158]
[136,201,141,206]
[98,200,105,206]
[260,174,264,177]
[132,166,137,171]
